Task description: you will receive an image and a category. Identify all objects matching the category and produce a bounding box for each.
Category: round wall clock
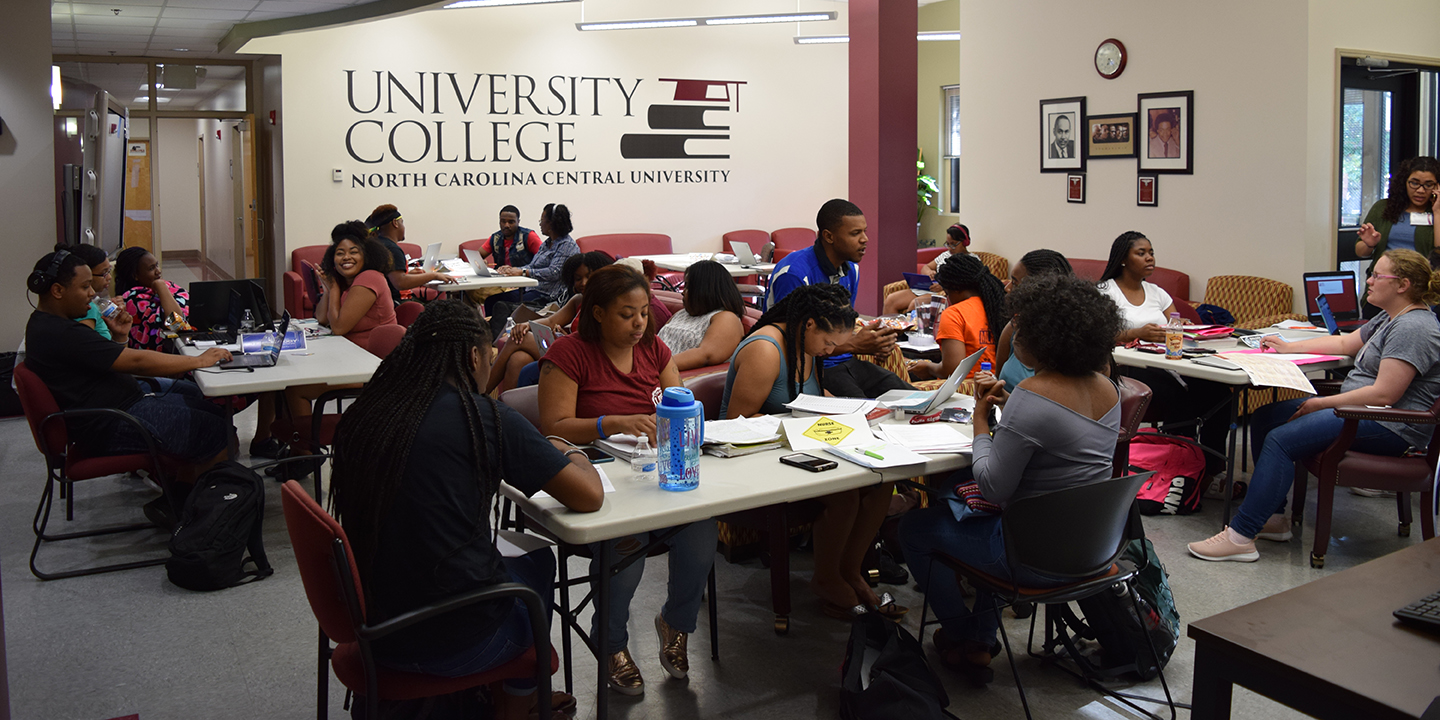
[1095,39,1127,79]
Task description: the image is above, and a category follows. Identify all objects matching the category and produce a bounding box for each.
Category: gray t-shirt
[1340,309,1440,448]
[970,383,1121,508]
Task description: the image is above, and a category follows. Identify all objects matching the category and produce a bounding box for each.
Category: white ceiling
[52,0,384,59]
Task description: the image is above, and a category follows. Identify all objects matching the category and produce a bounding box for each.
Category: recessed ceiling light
[445,0,577,7]
[134,96,171,104]
[918,31,961,41]
[793,35,849,44]
[172,48,189,52]
[577,19,698,30]
[704,12,836,26]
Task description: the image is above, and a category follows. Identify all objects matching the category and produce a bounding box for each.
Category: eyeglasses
[1371,273,1403,281]
[1406,179,1438,192]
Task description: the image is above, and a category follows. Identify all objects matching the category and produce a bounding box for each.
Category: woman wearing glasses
[1356,157,1440,301]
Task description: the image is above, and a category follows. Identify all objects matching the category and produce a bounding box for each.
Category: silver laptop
[729,241,760,268]
[420,242,441,271]
[910,348,988,415]
[219,312,292,369]
[464,248,496,277]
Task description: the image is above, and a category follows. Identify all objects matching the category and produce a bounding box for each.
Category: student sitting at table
[882,223,974,315]
[908,254,1007,380]
[657,260,746,372]
[331,300,602,720]
[61,243,126,342]
[719,283,907,620]
[24,250,234,493]
[1188,249,1440,562]
[480,204,548,316]
[487,250,614,394]
[495,203,580,307]
[114,246,189,352]
[537,265,713,697]
[365,204,455,306]
[1099,231,1231,482]
[900,273,1124,686]
[995,249,1074,391]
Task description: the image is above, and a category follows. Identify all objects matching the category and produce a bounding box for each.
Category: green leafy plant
[917,150,940,223]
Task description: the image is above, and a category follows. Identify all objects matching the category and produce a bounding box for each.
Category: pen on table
[859,448,885,460]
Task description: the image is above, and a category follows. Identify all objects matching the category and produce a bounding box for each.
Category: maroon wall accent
[848,0,917,316]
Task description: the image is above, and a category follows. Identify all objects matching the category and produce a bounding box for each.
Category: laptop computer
[1315,295,1341,336]
[729,240,761,268]
[186,279,273,338]
[1304,271,1364,330]
[880,348,987,415]
[420,242,441,272]
[464,248,497,277]
[529,321,558,357]
[218,312,292,369]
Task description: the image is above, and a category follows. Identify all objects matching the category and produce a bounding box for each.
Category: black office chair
[914,472,1179,720]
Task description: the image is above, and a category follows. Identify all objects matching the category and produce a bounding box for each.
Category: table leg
[1190,644,1233,720]
[1221,387,1243,531]
[594,540,611,720]
[767,505,791,634]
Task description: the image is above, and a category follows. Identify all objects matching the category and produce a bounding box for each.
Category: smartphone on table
[581,446,614,464]
[780,453,838,472]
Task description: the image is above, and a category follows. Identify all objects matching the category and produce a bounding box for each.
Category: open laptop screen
[1303,272,1358,323]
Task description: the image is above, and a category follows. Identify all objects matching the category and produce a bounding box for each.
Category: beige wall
[156,119,203,254]
[1,0,55,350]
[918,0,960,247]
[199,119,239,276]
[241,2,850,260]
[958,0,1311,301]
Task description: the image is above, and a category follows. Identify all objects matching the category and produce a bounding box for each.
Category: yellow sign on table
[801,417,855,445]
[780,412,876,451]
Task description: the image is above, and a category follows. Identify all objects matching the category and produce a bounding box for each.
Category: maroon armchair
[770,227,814,264]
[1113,377,1154,476]
[284,245,330,319]
[1292,397,1440,568]
[652,290,762,379]
[575,234,682,286]
[281,480,555,720]
[917,247,946,274]
[722,229,768,285]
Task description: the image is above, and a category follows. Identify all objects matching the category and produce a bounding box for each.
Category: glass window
[1340,87,1392,227]
[942,85,960,214]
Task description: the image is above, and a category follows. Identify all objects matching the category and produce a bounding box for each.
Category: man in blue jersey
[767,199,914,398]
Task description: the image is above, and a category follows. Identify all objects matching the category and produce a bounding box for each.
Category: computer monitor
[1303,271,1359,326]
[188,279,273,331]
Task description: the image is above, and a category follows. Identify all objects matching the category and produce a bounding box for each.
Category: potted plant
[917,150,940,224]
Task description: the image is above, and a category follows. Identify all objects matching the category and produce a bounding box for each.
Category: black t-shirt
[372,235,407,305]
[24,311,143,444]
[369,386,570,664]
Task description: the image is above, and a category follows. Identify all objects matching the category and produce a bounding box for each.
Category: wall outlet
[332,168,343,182]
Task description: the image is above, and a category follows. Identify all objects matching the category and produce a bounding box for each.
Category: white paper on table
[1273,319,1321,330]
[780,413,877,450]
[704,416,782,445]
[875,423,972,453]
[531,465,616,501]
[784,394,877,415]
[495,529,555,558]
[1211,353,1316,394]
[824,442,930,469]
[441,258,478,276]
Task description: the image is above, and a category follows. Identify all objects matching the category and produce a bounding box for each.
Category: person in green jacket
[1356,156,1440,291]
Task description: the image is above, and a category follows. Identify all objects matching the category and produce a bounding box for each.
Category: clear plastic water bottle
[502,316,517,339]
[240,310,256,333]
[630,435,656,477]
[261,328,280,356]
[1165,312,1184,361]
[656,387,704,492]
[979,361,992,375]
[99,299,120,320]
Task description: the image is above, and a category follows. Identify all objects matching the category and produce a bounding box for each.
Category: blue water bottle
[656,387,704,492]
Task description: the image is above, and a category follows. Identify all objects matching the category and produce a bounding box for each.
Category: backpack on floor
[839,612,958,720]
[166,461,274,591]
[1048,539,1178,681]
[1124,537,1181,660]
[1130,430,1206,515]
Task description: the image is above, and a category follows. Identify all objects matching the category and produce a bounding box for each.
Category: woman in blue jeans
[1190,249,1440,562]
[901,274,1124,686]
[330,301,604,720]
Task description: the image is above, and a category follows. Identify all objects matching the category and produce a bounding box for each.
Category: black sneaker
[142,497,177,532]
[864,544,910,587]
[248,437,284,460]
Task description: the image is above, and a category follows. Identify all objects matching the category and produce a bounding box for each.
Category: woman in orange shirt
[911,254,1007,380]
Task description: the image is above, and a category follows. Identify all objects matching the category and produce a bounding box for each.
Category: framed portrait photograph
[1040,96,1086,173]
[1067,173,1086,203]
[1137,173,1158,206]
[1138,91,1194,174]
[1086,112,1137,159]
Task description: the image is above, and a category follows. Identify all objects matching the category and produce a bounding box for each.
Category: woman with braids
[910,254,1008,380]
[486,250,614,394]
[720,283,908,621]
[330,300,602,720]
[537,265,708,698]
[1355,156,1440,313]
[1099,230,1231,480]
[1189,250,1440,562]
[901,274,1123,686]
[114,246,189,352]
[995,249,1074,391]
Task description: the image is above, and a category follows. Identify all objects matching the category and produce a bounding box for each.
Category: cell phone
[780,453,837,472]
[581,446,614,464]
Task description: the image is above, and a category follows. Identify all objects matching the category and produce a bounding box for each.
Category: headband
[366,209,401,232]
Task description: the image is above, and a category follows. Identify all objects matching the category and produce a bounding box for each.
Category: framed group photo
[1086,112,1137,159]
[1040,96,1086,173]
[1138,90,1194,173]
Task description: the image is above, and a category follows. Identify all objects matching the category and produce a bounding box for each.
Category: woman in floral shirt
[114,247,189,352]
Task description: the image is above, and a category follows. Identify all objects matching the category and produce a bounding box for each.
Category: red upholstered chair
[722,229,768,285]
[684,372,729,421]
[395,242,440,302]
[575,233,672,256]
[916,247,946,274]
[280,480,555,720]
[770,227,815,252]
[271,388,362,497]
[1113,377,1153,477]
[1291,398,1440,568]
[1069,259,1193,310]
[285,245,329,319]
[14,363,176,580]
[458,239,485,257]
[367,324,406,359]
[395,301,424,328]
[499,385,541,429]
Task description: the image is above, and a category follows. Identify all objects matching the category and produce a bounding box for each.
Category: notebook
[903,272,935,292]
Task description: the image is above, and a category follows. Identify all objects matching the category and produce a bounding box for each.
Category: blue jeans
[384,549,555,693]
[1231,398,1410,538]
[590,520,717,654]
[104,378,231,462]
[900,504,1068,646]
[516,361,541,388]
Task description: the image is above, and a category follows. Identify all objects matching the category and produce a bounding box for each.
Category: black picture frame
[1040,96,1086,173]
[1138,90,1194,174]
[1085,112,1137,159]
[1137,173,1158,206]
[1067,173,1086,204]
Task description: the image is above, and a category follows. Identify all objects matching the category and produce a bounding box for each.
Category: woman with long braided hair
[996,249,1074,390]
[331,300,602,719]
[720,284,907,621]
[911,254,1008,380]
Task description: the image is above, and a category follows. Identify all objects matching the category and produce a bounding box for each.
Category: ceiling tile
[253,0,350,10]
[164,0,260,8]
[154,18,232,30]
[72,15,158,26]
[158,7,251,19]
[72,26,155,36]
[68,0,167,5]
[70,4,162,17]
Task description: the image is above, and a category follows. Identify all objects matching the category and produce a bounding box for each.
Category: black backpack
[1048,540,1179,681]
[839,613,958,720]
[166,461,274,591]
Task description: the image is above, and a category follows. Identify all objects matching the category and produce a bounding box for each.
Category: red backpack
[1129,430,1206,515]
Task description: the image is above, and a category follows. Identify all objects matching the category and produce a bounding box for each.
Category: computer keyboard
[1394,589,1440,635]
[180,331,235,344]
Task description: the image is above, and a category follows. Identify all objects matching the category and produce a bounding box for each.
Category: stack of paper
[702,416,784,458]
[594,435,641,462]
[785,394,878,416]
[875,423,972,454]
[1273,319,1321,330]
[824,443,930,469]
[441,258,477,277]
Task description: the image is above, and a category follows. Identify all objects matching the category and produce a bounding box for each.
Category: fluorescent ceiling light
[704,12,836,26]
[794,35,849,44]
[134,96,172,104]
[445,0,577,7]
[51,66,62,110]
[577,19,698,30]
[918,31,961,41]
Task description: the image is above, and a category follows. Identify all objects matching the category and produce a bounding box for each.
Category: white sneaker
[1188,527,1260,562]
[1255,514,1293,542]
[1349,487,1395,498]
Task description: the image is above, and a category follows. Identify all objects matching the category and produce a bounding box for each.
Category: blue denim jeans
[590,520,717,654]
[383,549,555,693]
[105,378,230,462]
[1231,398,1410,538]
[516,361,541,388]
